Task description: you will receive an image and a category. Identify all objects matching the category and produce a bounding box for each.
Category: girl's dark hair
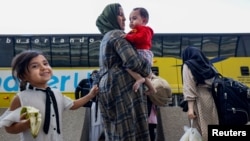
[11,50,44,91]
[133,7,149,22]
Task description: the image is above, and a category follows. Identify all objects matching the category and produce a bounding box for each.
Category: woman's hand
[187,100,197,119]
[187,109,197,119]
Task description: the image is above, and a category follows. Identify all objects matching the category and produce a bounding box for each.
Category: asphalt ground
[0,106,189,141]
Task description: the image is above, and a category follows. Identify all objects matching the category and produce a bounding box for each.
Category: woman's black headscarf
[96,3,122,35]
[181,46,216,85]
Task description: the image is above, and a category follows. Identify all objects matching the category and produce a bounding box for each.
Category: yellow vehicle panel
[153,57,250,96]
[153,57,182,95]
[63,93,75,100]
[218,57,250,86]
[0,93,15,108]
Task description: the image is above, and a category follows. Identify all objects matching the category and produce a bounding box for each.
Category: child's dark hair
[133,7,149,23]
[11,50,44,91]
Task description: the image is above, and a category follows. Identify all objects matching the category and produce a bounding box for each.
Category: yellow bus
[0,33,250,107]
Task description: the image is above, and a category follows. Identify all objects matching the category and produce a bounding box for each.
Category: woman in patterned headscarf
[181,46,219,141]
[96,3,152,141]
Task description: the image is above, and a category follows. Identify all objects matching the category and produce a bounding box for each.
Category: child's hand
[89,85,99,98]
[20,112,31,130]
[120,33,127,38]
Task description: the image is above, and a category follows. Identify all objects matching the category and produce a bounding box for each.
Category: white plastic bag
[0,108,20,128]
[179,119,202,141]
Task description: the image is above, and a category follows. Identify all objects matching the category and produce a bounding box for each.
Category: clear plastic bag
[179,119,202,141]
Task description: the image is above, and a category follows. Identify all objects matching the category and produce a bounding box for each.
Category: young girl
[2,50,98,141]
[122,7,156,95]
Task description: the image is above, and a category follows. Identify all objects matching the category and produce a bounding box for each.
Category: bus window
[51,36,70,67]
[70,36,89,67]
[151,67,159,76]
[202,36,220,58]
[162,35,181,57]
[237,36,250,57]
[88,36,102,67]
[152,35,163,57]
[220,36,238,57]
[31,36,51,64]
[14,37,31,55]
[0,37,14,67]
[181,36,202,49]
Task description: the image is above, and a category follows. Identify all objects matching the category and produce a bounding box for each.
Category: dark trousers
[149,123,157,141]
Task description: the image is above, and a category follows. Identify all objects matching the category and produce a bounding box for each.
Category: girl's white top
[0,88,73,141]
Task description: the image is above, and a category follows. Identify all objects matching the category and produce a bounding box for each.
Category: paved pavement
[0,106,189,141]
[0,108,86,141]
